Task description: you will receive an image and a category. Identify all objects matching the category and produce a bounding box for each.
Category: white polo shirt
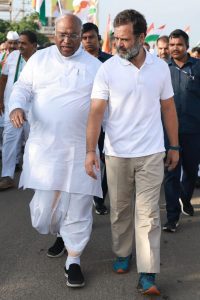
[91,51,174,157]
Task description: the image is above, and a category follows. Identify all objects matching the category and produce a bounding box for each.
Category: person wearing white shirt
[85,9,179,296]
[0,31,19,156]
[0,31,37,190]
[9,14,101,288]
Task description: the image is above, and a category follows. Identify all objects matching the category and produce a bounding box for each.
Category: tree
[0,13,49,45]
[0,19,11,42]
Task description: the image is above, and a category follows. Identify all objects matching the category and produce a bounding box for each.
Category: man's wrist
[168,145,180,151]
[86,150,96,154]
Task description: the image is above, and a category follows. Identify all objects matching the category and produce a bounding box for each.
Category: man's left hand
[165,150,179,171]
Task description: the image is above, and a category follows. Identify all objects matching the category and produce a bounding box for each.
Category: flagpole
[96,0,99,26]
[57,0,63,15]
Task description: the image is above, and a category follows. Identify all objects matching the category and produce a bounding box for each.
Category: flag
[102,14,112,53]
[184,26,190,34]
[145,25,166,43]
[146,22,154,35]
[32,0,47,26]
[73,0,98,24]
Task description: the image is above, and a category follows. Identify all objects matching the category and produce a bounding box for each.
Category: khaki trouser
[105,152,165,273]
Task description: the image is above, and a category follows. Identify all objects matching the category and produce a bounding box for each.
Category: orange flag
[102,14,111,53]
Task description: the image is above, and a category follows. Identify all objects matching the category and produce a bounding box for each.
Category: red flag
[158,24,166,30]
[147,23,154,35]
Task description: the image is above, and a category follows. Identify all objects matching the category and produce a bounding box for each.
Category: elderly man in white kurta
[9,14,101,288]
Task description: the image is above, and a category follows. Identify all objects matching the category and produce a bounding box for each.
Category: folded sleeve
[91,64,109,101]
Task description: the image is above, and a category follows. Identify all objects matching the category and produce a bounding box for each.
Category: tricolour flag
[32,0,47,26]
[145,25,166,43]
[73,0,98,24]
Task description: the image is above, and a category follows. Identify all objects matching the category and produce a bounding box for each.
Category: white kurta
[9,45,102,197]
[2,50,26,121]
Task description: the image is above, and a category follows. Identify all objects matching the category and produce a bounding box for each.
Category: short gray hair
[55,13,82,32]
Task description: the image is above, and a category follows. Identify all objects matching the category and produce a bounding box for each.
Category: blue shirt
[98,49,112,63]
[168,55,200,133]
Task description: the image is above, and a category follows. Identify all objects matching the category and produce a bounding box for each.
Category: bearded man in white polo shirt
[85,9,179,296]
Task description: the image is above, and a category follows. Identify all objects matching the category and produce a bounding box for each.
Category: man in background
[156,35,170,61]
[191,46,200,59]
[0,31,37,190]
[0,31,19,154]
[0,31,19,74]
[163,29,200,232]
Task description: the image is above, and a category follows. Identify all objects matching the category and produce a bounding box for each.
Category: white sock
[66,256,80,270]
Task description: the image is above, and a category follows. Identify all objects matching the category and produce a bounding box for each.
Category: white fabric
[9,45,102,197]
[2,50,26,121]
[30,190,93,253]
[6,31,19,40]
[1,120,29,178]
[1,50,29,178]
[0,115,3,127]
[91,51,174,157]
[0,126,3,151]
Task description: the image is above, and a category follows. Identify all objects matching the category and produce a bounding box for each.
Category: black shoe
[162,221,179,233]
[47,237,65,258]
[93,201,108,215]
[65,264,85,288]
[179,198,194,216]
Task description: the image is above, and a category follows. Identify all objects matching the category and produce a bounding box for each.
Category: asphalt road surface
[0,172,200,300]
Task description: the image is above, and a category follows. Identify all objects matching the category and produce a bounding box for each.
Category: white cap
[6,31,19,41]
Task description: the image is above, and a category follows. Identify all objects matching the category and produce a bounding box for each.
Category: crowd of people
[0,8,200,297]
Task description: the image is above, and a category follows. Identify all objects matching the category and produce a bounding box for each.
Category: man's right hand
[0,100,4,116]
[10,108,26,128]
[85,151,100,180]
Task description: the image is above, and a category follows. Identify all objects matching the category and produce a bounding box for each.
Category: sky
[1,0,200,47]
[98,0,200,48]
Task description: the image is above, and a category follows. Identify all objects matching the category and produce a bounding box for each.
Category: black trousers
[164,133,200,222]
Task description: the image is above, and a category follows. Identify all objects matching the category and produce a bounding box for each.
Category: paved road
[0,173,200,300]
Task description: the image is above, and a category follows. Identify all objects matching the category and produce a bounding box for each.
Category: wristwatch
[168,145,180,151]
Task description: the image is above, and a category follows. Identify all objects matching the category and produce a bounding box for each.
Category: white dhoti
[30,190,93,254]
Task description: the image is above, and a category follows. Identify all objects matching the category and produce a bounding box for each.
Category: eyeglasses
[56,33,81,40]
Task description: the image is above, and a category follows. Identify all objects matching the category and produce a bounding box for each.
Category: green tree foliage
[0,13,49,45]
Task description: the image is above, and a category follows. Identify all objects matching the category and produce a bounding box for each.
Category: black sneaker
[47,237,65,258]
[93,200,108,215]
[65,264,85,287]
[162,221,179,233]
[179,198,194,216]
